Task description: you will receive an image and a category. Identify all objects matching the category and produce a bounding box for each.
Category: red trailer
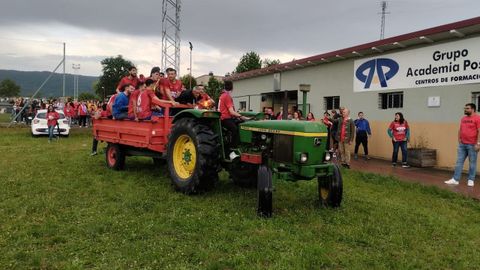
[93,104,194,169]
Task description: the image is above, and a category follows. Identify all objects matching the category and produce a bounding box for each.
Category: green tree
[78,92,98,101]
[235,51,262,73]
[0,79,21,97]
[205,76,224,104]
[263,58,281,68]
[96,55,134,98]
[180,74,197,90]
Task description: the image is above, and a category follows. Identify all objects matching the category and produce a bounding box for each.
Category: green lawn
[0,113,12,123]
[1,127,480,269]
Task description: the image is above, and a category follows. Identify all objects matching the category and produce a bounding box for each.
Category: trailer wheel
[257,165,273,218]
[167,118,220,194]
[106,143,125,171]
[230,162,258,188]
[318,164,343,207]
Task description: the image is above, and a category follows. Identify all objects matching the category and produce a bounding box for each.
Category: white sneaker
[468,180,474,187]
[229,151,240,160]
[444,178,459,185]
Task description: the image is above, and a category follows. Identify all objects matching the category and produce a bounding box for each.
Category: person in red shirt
[116,66,139,92]
[78,101,88,127]
[218,81,249,158]
[147,66,163,98]
[46,105,60,142]
[161,67,184,102]
[306,112,315,122]
[63,102,74,125]
[128,81,143,120]
[388,112,410,167]
[105,90,119,119]
[137,79,175,120]
[445,103,480,187]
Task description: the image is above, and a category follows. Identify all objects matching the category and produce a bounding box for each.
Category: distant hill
[0,69,99,98]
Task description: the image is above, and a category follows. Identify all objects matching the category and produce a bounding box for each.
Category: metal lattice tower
[162,0,181,74]
[379,1,389,40]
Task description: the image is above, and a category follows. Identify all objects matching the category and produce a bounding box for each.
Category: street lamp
[189,41,193,90]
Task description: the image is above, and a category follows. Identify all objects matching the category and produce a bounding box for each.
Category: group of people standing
[321,107,410,169]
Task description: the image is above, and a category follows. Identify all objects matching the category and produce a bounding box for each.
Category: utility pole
[161,0,181,74]
[72,64,80,100]
[379,1,389,40]
[62,43,66,98]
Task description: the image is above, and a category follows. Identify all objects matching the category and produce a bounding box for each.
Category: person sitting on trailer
[112,84,134,120]
[116,66,139,92]
[136,79,175,120]
[160,67,184,102]
[127,79,144,121]
[174,84,215,109]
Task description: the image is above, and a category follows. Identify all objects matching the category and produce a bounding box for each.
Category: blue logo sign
[355,58,399,89]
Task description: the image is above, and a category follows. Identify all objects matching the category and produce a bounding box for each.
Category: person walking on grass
[46,105,60,143]
[445,103,480,187]
[388,112,410,168]
[354,112,371,160]
[335,108,355,169]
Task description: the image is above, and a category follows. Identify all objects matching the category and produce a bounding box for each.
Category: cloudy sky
[0,0,479,78]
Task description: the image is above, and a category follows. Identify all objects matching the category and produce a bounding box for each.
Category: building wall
[232,38,480,170]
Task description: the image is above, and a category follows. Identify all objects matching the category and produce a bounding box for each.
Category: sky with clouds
[0,0,479,77]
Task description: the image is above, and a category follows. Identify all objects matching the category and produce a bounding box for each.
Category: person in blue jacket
[354,112,372,160]
[112,84,133,120]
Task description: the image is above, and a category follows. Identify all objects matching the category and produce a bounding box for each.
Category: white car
[31,109,70,137]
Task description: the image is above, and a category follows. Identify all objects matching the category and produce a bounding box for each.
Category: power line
[0,37,64,45]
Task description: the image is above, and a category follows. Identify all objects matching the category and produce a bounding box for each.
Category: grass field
[1,126,480,269]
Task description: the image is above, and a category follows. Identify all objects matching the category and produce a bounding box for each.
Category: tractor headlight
[260,134,267,140]
[325,152,331,161]
[300,153,308,163]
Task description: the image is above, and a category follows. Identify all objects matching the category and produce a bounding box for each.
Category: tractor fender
[173,109,220,123]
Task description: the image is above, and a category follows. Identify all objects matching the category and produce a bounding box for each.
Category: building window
[379,92,403,109]
[239,101,247,111]
[324,96,340,110]
[472,92,480,109]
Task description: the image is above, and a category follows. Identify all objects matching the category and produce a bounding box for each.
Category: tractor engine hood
[239,120,328,137]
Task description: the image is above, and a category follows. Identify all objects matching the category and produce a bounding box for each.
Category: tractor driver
[218,81,249,155]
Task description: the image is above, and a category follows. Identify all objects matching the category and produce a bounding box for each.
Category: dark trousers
[355,131,368,155]
[92,138,98,152]
[392,140,408,164]
[79,115,87,127]
[222,118,239,149]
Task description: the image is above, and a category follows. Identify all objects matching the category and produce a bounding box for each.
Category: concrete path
[349,156,480,200]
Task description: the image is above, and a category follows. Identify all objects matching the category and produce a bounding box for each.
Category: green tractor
[167,110,343,217]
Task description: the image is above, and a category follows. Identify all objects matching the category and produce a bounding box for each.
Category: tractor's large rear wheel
[230,162,258,188]
[167,118,220,194]
[318,164,343,207]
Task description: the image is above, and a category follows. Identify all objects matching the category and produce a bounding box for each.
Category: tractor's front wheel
[167,118,220,194]
[106,143,125,171]
[230,162,258,188]
[257,165,273,217]
[318,164,343,207]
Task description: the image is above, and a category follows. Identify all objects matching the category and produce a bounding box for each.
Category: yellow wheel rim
[320,187,329,200]
[173,135,197,180]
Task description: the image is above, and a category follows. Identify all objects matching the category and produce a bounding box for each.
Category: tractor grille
[272,134,293,163]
